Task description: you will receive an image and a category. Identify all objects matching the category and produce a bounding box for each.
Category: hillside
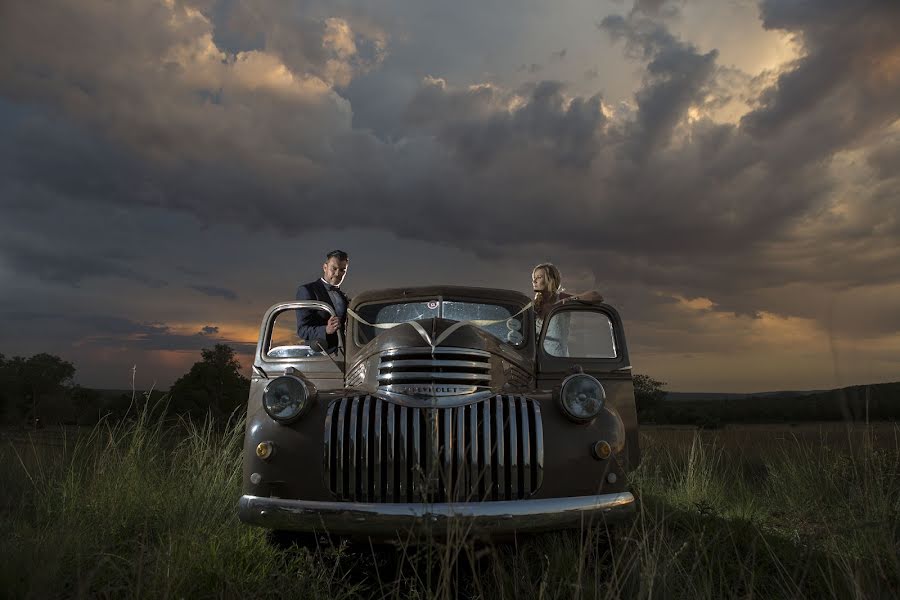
[644,381,900,426]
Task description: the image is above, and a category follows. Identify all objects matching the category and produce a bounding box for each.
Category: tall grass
[1,401,355,599]
[2,405,898,599]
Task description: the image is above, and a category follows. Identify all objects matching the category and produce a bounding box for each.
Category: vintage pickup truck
[238,286,639,542]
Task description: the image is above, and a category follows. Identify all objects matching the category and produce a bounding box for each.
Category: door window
[542,310,617,358]
[267,308,328,358]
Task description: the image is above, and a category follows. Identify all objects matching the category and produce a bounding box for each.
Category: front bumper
[239,492,636,540]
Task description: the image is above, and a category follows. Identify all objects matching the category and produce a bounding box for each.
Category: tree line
[1,346,667,426]
[0,345,249,426]
[640,382,900,427]
[1,345,677,427]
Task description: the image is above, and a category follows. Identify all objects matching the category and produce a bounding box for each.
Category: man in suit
[295,250,350,354]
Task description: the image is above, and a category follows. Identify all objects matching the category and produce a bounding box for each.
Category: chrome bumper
[239,492,636,539]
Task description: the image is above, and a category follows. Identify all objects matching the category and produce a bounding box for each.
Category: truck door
[536,303,640,468]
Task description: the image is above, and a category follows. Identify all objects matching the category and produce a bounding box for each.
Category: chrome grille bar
[325,395,543,503]
[361,396,371,502]
[380,348,491,357]
[455,405,466,502]
[379,372,489,382]
[468,404,479,500]
[335,398,346,498]
[520,397,531,495]
[494,397,505,500]
[324,400,335,495]
[386,403,395,502]
[412,407,422,498]
[442,408,452,502]
[374,398,383,502]
[399,406,408,501]
[380,359,488,369]
[349,396,359,501]
[508,395,519,499]
[533,401,544,491]
[482,400,492,500]
[377,347,492,389]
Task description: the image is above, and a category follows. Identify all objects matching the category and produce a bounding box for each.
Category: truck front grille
[377,347,491,388]
[323,395,544,503]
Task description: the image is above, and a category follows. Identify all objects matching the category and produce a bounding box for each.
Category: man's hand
[325,316,341,335]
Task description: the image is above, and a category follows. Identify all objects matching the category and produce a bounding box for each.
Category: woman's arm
[565,290,604,303]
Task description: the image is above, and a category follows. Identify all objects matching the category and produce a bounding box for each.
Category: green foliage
[0,355,24,421]
[0,408,346,598]
[0,352,75,423]
[169,343,250,421]
[634,373,667,415]
[3,416,898,599]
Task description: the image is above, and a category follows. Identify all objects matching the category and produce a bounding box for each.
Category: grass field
[2,409,898,599]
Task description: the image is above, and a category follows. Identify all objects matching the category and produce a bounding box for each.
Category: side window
[267,308,326,359]
[542,311,617,358]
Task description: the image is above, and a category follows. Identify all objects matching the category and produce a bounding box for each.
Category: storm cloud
[1,0,898,390]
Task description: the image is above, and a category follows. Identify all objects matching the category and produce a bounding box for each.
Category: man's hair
[325,249,349,262]
[533,262,562,293]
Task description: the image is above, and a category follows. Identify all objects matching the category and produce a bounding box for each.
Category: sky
[0,0,898,393]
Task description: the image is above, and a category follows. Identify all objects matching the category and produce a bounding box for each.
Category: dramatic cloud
[0,0,898,390]
[0,235,162,288]
[744,0,900,144]
[408,77,606,168]
[0,0,371,221]
[600,13,719,156]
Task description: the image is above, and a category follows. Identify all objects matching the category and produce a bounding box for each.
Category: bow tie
[325,284,342,292]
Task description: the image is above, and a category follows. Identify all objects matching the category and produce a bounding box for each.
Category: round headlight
[558,374,605,422]
[263,376,312,423]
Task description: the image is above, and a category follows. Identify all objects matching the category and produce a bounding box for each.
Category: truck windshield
[354,300,528,347]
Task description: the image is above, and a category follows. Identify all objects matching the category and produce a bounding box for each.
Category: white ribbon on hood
[345,301,533,349]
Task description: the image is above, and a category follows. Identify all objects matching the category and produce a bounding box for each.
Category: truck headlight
[558,374,605,422]
[263,376,313,423]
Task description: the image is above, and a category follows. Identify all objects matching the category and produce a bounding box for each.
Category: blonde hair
[533,262,563,315]
[532,262,563,294]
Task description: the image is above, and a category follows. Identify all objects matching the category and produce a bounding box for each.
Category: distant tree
[633,373,667,415]
[0,355,24,422]
[0,353,76,424]
[25,354,76,423]
[170,344,250,421]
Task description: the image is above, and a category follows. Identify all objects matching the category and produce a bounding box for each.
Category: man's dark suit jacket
[295,279,350,353]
